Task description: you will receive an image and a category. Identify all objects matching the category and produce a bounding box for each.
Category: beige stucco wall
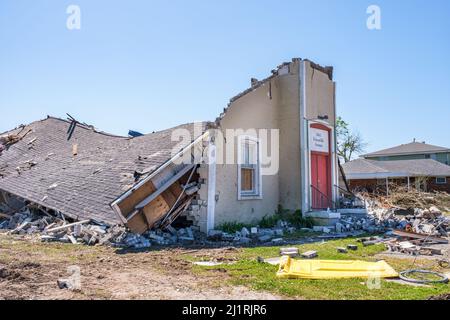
[305,61,336,126]
[211,59,336,228]
[213,60,302,226]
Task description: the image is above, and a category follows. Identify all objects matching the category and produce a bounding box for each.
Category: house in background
[341,140,450,194]
[362,140,450,165]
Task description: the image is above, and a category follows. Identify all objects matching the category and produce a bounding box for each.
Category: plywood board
[142,195,170,228]
[118,180,157,218]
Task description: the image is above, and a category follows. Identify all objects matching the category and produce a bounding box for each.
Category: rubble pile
[353,189,450,235]
[0,206,298,249]
[336,189,450,257]
[207,221,299,246]
[0,207,306,248]
[0,208,128,245]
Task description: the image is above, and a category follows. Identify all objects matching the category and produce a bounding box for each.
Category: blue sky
[1,0,449,154]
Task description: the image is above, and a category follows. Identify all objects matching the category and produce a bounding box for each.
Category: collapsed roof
[0,117,206,225]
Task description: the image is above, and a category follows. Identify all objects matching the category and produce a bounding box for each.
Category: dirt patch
[0,235,282,300]
[0,266,24,281]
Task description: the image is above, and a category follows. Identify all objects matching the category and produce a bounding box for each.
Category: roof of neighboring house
[0,117,207,225]
[363,142,450,158]
[342,158,450,180]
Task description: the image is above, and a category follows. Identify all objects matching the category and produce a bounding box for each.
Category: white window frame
[436,177,447,185]
[237,135,262,200]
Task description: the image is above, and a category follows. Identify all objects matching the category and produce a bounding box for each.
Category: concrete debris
[280,247,299,257]
[301,250,318,259]
[258,257,282,266]
[336,190,450,257]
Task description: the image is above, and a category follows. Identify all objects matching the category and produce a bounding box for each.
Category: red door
[311,153,331,209]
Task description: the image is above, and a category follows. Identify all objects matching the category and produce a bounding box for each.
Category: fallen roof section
[0,116,208,225]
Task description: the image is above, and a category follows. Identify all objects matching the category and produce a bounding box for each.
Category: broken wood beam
[392,229,448,244]
[134,164,194,210]
[45,219,91,233]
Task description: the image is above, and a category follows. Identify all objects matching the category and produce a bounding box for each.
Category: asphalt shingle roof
[342,158,450,179]
[0,117,206,225]
[363,142,450,158]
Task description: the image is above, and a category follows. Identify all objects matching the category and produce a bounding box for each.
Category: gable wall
[213,61,301,226]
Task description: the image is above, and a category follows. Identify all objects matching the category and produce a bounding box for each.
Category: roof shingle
[363,142,450,158]
[0,117,206,225]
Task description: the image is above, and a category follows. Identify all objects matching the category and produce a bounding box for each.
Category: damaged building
[0,58,339,235]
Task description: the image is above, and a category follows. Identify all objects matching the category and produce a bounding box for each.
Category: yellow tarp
[276,256,398,279]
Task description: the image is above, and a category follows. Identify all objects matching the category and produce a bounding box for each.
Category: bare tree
[336,116,367,163]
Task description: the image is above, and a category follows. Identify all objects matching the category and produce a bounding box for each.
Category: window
[436,177,447,184]
[238,136,262,199]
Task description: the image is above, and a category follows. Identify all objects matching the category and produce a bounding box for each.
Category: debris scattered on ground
[301,250,318,259]
[257,257,282,266]
[337,247,348,253]
[280,247,299,257]
[336,189,450,258]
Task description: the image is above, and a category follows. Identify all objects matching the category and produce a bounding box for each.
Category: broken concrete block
[250,227,258,235]
[186,227,194,238]
[274,229,284,236]
[73,224,83,237]
[301,250,318,259]
[272,238,283,244]
[179,236,194,244]
[148,234,165,242]
[280,247,299,257]
[347,244,358,251]
[258,234,272,242]
[337,247,348,253]
[239,237,251,244]
[57,279,78,290]
[207,230,223,241]
[287,227,296,233]
[261,257,282,265]
[313,226,324,232]
[241,227,250,237]
[221,233,235,241]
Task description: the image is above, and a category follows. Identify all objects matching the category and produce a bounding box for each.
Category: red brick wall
[427,177,450,193]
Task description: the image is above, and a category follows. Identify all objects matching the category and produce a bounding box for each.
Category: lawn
[191,237,450,300]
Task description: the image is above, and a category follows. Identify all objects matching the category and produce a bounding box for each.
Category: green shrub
[217,206,314,233]
[217,221,251,234]
[258,206,314,229]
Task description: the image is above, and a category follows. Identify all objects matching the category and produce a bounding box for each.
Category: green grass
[191,237,450,300]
